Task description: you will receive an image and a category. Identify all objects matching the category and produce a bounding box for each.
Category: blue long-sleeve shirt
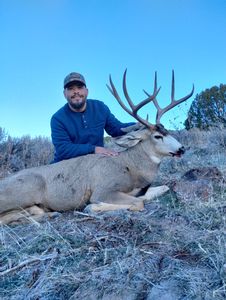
[51,99,134,162]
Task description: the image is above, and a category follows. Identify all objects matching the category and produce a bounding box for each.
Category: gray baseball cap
[64,72,86,88]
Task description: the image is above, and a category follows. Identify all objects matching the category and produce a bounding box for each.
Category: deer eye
[155,135,163,140]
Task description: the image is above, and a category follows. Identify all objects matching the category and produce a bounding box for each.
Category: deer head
[107,70,194,158]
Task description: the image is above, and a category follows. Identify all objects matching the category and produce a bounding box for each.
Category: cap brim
[64,80,86,88]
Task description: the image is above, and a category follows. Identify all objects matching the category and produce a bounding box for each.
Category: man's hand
[95,146,119,157]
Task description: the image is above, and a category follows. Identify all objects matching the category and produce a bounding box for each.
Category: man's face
[64,83,88,111]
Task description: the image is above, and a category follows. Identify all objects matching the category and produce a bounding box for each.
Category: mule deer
[0,70,194,224]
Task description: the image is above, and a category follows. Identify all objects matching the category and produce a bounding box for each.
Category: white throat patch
[149,155,161,164]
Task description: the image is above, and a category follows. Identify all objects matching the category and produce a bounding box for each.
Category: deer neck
[121,141,161,166]
[140,139,165,165]
[121,142,160,186]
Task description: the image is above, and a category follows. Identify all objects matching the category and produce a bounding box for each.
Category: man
[50,72,135,163]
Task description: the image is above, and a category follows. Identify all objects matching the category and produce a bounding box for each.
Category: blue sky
[1,0,226,137]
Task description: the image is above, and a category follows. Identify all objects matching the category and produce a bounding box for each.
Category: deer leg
[138,185,169,201]
[0,205,44,225]
[128,188,143,196]
[85,192,144,213]
[0,205,60,225]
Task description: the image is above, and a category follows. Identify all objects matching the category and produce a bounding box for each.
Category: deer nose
[178,146,185,155]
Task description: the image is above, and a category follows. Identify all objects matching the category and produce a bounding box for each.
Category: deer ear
[114,137,140,148]
[113,130,147,148]
[120,123,145,133]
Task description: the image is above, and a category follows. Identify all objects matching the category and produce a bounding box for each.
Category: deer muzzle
[170,146,185,157]
[176,146,185,157]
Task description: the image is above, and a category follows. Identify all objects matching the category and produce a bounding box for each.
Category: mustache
[71,93,83,98]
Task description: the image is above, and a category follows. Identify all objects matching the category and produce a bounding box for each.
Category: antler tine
[107,70,158,128]
[122,69,136,112]
[144,70,194,124]
[107,75,134,118]
[123,69,160,113]
[143,72,161,110]
[155,70,194,123]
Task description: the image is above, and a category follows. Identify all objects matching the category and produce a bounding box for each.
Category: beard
[68,97,86,111]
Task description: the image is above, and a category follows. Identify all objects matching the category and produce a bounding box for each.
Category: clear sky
[1,0,226,138]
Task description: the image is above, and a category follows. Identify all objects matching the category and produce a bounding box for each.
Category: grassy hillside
[0,128,226,299]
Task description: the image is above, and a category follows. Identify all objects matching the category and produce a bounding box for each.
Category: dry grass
[0,128,226,299]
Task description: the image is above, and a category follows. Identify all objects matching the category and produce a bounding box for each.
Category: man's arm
[104,106,135,137]
[51,117,95,162]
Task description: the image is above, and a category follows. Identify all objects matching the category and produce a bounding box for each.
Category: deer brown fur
[0,127,184,224]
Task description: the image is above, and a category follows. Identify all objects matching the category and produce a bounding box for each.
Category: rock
[172,167,224,203]
[181,167,224,182]
[173,178,213,202]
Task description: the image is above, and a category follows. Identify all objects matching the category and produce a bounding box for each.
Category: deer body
[0,128,183,223]
[0,70,194,224]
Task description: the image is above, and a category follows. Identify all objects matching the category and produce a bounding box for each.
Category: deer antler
[144,70,194,124]
[107,69,161,129]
